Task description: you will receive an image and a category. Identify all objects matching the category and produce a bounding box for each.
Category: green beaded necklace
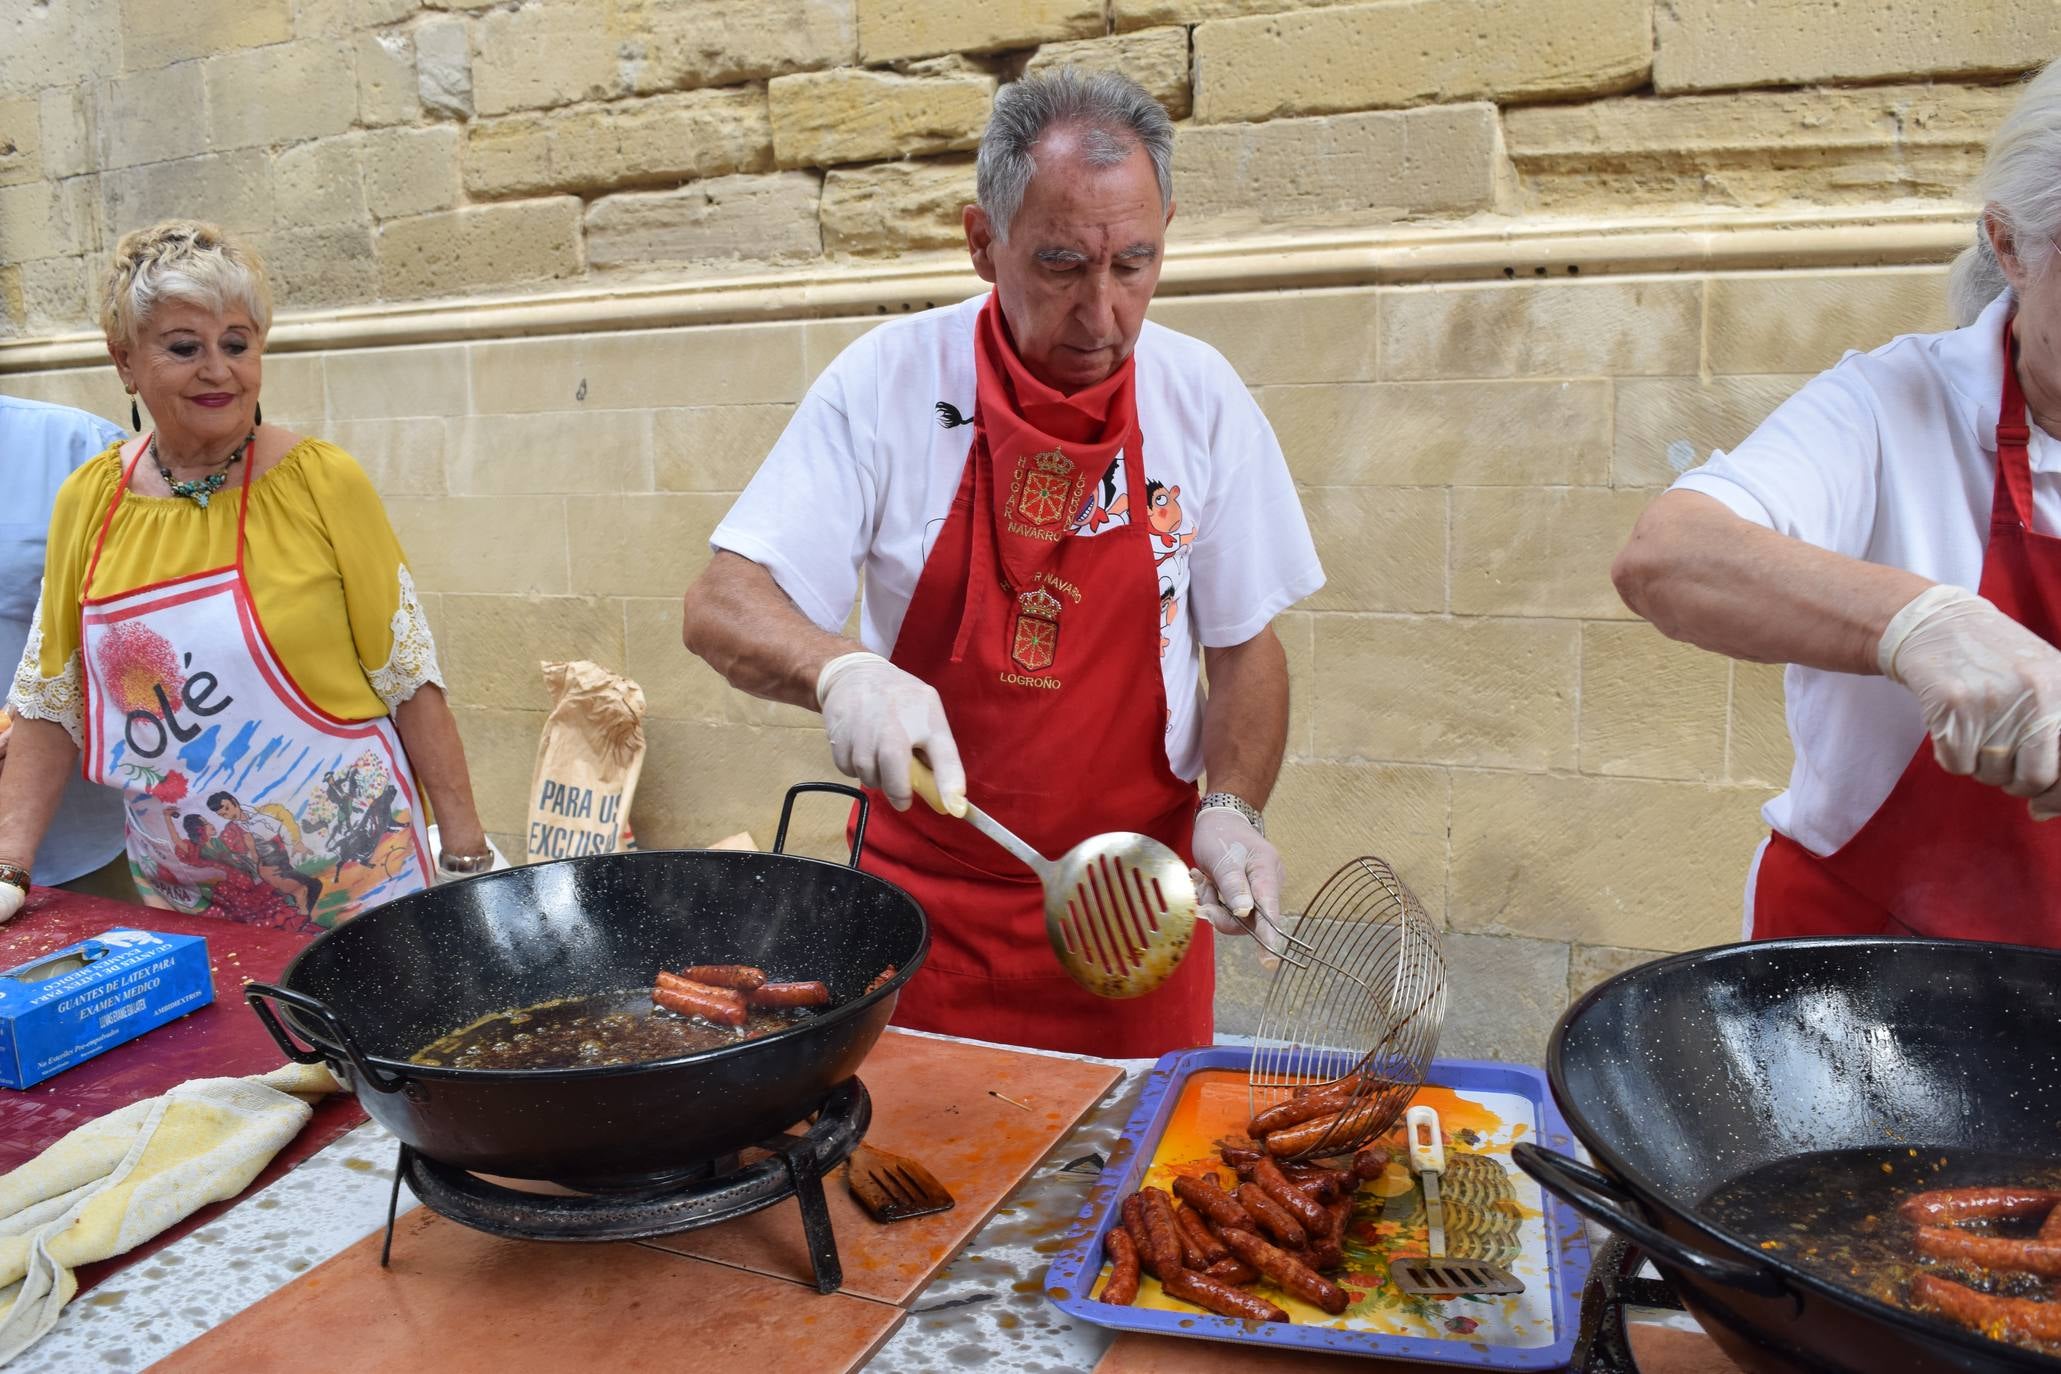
[153,431,253,509]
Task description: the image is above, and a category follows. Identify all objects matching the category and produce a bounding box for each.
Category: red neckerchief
[952,295,1140,661]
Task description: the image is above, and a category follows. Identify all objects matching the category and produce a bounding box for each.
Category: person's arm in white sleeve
[681,351,966,815]
[1614,368,2061,818]
[1183,372,1322,937]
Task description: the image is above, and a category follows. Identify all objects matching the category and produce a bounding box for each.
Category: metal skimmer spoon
[910,760,1199,999]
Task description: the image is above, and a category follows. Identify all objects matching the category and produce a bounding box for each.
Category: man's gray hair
[976,67,1174,244]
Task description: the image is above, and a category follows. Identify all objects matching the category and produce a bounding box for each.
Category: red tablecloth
[0,886,368,1290]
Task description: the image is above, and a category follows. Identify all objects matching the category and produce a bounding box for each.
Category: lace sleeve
[366,565,446,711]
[6,598,85,748]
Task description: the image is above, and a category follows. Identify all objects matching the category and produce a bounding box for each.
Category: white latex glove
[816,652,966,815]
[1880,583,2061,818]
[0,880,22,925]
[1190,804,1287,938]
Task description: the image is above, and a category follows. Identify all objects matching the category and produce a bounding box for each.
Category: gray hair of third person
[975,67,1175,244]
[1950,57,2061,326]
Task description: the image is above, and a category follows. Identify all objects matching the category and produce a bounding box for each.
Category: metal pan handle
[246,982,408,1095]
[1512,1143,1788,1299]
[774,782,869,868]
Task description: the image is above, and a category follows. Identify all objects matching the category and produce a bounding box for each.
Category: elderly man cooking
[1612,60,2061,945]
[682,69,1324,1056]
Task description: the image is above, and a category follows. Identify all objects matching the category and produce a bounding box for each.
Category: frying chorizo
[652,978,747,1027]
[1138,1188,1187,1279]
[1173,1173,1258,1234]
[1101,1226,1141,1306]
[1352,1143,1393,1180]
[1248,1078,1365,1136]
[864,964,898,995]
[1161,1268,1288,1323]
[1898,1187,2061,1227]
[748,981,832,1008]
[1236,1182,1308,1250]
[678,964,767,992]
[1174,1204,1230,1266]
[1219,1226,1352,1315]
[1263,1098,1386,1158]
[1914,1225,2061,1277]
[1254,1157,1331,1235]
[1283,1164,1350,1202]
[1912,1272,2061,1343]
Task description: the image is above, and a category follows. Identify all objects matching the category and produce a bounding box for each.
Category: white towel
[0,1062,338,1366]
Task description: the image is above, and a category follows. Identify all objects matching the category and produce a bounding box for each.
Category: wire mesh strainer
[1245,856,1447,1161]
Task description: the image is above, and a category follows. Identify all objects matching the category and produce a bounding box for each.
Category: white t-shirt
[711,294,1326,780]
[1671,291,2057,857]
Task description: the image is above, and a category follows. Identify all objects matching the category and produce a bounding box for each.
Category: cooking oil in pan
[1701,1146,2061,1353]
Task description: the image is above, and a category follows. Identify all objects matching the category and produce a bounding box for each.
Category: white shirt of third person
[1671,291,2054,868]
[714,294,1324,781]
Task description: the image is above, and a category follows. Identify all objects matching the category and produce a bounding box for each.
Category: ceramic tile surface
[641,1029,1122,1304]
[143,1208,905,1374]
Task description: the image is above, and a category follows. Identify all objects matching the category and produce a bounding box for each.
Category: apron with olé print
[78,436,433,930]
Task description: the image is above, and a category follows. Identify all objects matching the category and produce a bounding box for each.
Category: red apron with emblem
[1752,308,2061,945]
[856,294,1215,1057]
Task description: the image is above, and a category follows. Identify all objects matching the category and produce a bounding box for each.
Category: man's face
[212,799,236,819]
[966,131,1173,393]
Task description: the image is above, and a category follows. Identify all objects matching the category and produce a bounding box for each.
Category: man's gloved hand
[816,652,967,815]
[1881,584,2061,819]
[1190,803,1285,938]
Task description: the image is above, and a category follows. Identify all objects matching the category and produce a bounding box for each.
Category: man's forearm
[1200,626,1290,808]
[682,552,862,710]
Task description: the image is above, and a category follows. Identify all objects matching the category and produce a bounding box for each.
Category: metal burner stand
[1574,1235,1688,1374]
[379,1077,871,1295]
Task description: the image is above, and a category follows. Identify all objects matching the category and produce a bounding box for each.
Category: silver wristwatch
[1197,792,1264,837]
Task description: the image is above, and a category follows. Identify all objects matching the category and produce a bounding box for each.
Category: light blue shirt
[2,395,127,884]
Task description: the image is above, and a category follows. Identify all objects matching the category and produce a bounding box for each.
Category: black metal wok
[247,784,927,1190]
[1513,937,2061,1374]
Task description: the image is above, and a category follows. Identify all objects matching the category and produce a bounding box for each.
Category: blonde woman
[0,221,490,928]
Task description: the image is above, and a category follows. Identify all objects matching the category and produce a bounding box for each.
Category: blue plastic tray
[1043,1047,1590,1368]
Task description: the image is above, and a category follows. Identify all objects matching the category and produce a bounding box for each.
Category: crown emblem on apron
[1011,586,1064,673]
[1015,449,1082,529]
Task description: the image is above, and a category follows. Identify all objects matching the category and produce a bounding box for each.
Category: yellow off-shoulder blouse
[9,437,442,742]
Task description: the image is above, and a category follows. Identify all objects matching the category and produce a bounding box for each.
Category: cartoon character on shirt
[1074,456,1127,532]
[1144,481,1196,562]
[1158,577,1178,658]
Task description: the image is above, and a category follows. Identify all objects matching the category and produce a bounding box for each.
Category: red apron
[1753,309,2061,944]
[857,295,1215,1057]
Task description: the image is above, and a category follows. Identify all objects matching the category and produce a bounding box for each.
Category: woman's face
[108,298,263,457]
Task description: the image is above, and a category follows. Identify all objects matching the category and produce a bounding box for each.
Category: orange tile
[145,1208,904,1374]
[643,1030,1122,1304]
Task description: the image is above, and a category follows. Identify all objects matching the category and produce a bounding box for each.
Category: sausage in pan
[1219,1226,1351,1315]
[1253,1157,1331,1235]
[652,978,747,1027]
[1100,1226,1141,1306]
[749,981,832,1008]
[1912,1272,2061,1342]
[678,964,767,991]
[1236,1182,1308,1250]
[1173,1173,1257,1234]
[1138,1188,1187,1278]
[1914,1225,2061,1277]
[1161,1268,1288,1323]
[1897,1187,2061,1227]
[864,964,898,995]
[1174,1204,1230,1266]
[1263,1098,1385,1158]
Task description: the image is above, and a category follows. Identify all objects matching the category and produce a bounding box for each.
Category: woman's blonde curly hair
[100,220,273,349]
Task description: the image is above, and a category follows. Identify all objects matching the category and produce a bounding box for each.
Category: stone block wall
[0,0,2042,333]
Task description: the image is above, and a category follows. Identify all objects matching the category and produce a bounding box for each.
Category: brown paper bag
[526,661,647,863]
